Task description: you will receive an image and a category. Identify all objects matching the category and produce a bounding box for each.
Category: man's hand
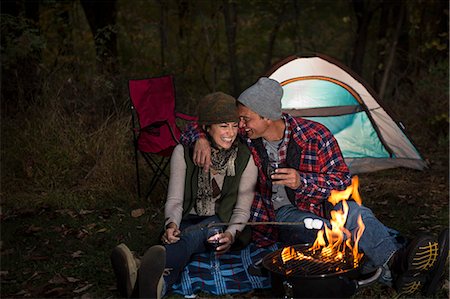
[193,137,211,172]
[162,222,181,244]
[272,168,301,189]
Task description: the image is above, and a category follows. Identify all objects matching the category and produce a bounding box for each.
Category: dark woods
[0,2,448,297]
[1,0,448,202]
[2,0,448,109]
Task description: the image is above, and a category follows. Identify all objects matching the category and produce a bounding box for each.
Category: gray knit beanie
[237,77,283,120]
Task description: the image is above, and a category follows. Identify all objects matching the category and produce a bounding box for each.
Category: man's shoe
[422,228,449,296]
[138,245,166,299]
[111,243,138,298]
[391,234,439,295]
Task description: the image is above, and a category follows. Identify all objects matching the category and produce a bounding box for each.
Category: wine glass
[206,226,223,251]
[267,161,286,181]
[267,161,280,180]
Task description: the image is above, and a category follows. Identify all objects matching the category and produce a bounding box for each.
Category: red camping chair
[129,75,197,198]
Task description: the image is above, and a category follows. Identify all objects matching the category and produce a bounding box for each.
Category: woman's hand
[212,231,234,254]
[162,222,181,244]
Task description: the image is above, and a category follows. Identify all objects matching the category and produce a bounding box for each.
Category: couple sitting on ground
[111,78,448,299]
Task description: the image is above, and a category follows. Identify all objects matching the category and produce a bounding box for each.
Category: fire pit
[259,177,382,298]
[263,244,357,277]
[262,244,372,298]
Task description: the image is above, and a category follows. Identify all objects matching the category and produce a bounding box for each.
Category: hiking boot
[138,245,166,299]
[422,228,449,296]
[390,234,439,296]
[111,243,138,298]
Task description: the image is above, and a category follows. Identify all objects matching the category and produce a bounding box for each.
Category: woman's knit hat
[237,77,283,120]
[198,92,238,125]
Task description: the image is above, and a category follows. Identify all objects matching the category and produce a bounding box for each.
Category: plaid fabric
[180,114,351,247]
[170,243,277,296]
[179,122,205,147]
[277,115,291,163]
[248,114,351,246]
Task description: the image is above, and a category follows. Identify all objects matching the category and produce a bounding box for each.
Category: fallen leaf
[27,255,49,261]
[25,224,43,234]
[131,208,145,218]
[80,293,94,299]
[96,228,107,233]
[71,250,83,258]
[73,283,93,293]
[44,287,66,297]
[79,209,94,215]
[66,276,81,283]
[14,290,29,296]
[49,274,66,284]
[86,223,97,230]
[76,229,89,239]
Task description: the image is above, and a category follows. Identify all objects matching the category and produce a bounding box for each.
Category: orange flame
[283,176,365,268]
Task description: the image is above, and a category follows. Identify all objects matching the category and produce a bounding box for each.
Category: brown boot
[138,245,166,299]
[111,243,138,298]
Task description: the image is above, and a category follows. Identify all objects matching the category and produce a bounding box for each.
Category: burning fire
[282,176,365,268]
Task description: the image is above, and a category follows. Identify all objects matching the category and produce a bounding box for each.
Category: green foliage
[0,14,45,70]
[1,68,136,209]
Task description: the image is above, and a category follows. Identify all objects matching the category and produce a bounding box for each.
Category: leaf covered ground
[2,147,449,299]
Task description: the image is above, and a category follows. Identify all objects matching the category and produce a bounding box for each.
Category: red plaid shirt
[180,113,351,247]
[247,114,351,246]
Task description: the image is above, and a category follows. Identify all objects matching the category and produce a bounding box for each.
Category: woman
[111,92,257,299]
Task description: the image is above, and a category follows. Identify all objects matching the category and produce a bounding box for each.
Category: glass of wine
[206,226,223,251]
[267,161,286,181]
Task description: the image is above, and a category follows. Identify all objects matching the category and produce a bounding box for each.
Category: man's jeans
[275,202,402,282]
[163,215,223,289]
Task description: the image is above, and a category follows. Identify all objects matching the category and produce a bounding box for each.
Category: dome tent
[267,54,427,174]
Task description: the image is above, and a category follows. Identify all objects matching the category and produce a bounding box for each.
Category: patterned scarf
[195,142,238,216]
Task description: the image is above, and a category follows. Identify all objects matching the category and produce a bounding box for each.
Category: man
[181,77,447,296]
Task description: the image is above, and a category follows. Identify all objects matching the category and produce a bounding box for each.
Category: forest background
[1,0,449,298]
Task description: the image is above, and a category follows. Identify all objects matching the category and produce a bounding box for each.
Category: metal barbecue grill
[263,244,356,277]
[260,244,382,298]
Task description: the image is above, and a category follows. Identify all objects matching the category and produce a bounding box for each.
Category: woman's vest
[182,141,252,248]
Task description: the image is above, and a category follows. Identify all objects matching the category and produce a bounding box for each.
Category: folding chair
[129,75,196,198]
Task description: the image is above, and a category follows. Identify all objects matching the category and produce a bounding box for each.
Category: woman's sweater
[164,144,257,238]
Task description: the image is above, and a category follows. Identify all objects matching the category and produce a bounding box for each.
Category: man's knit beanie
[237,77,283,120]
[198,92,238,125]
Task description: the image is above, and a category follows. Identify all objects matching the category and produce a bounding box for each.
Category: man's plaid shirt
[180,113,351,247]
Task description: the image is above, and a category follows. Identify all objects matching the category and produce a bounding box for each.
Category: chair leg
[134,145,142,198]
[145,157,171,200]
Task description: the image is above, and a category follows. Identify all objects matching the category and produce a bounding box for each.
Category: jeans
[275,202,402,282]
[163,214,223,289]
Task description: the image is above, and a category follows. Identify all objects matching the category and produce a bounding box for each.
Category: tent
[266,54,428,174]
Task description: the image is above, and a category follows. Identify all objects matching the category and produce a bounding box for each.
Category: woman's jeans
[163,214,223,289]
[275,202,402,283]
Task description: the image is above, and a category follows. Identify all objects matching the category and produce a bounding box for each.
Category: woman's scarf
[195,142,238,216]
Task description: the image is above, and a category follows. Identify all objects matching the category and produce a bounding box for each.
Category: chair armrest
[175,112,198,121]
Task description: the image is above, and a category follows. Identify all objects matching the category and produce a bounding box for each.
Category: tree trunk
[176,0,190,72]
[292,0,302,53]
[351,0,377,76]
[264,4,286,71]
[158,0,169,70]
[222,0,240,96]
[378,3,405,99]
[80,0,118,76]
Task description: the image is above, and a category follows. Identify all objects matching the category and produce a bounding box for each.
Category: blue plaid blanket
[171,243,278,296]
